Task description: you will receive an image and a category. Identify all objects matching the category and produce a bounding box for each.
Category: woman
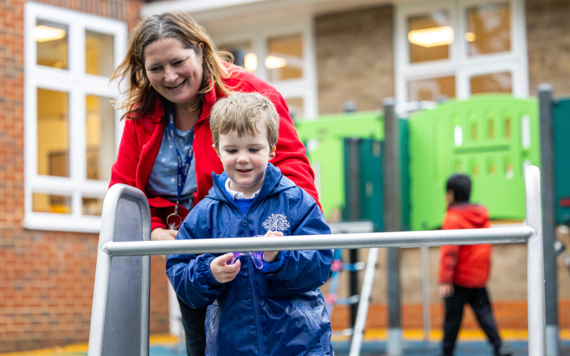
[109,11,320,356]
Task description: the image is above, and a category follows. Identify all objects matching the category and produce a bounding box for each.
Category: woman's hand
[210,253,241,283]
[151,227,178,241]
[262,231,283,262]
[439,283,454,298]
[151,228,178,260]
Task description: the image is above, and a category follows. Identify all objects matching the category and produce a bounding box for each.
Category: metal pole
[383,97,402,356]
[348,138,361,330]
[104,227,533,256]
[350,248,379,356]
[421,246,431,341]
[525,166,547,356]
[538,84,559,356]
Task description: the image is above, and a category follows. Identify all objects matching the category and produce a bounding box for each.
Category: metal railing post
[88,184,151,356]
[526,166,547,356]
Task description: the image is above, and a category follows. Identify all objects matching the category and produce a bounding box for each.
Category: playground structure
[87,167,545,356]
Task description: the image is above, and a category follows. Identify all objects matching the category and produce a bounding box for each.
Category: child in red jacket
[439,174,512,356]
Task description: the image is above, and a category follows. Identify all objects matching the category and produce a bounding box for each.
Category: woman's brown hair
[111,11,235,122]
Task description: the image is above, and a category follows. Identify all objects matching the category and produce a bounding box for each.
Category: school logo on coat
[262,214,290,232]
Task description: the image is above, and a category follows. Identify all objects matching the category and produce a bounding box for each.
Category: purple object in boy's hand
[228,235,265,269]
[229,251,264,269]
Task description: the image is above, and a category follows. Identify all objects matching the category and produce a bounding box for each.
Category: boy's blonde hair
[210,92,280,149]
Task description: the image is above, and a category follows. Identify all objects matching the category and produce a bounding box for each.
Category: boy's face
[215,121,276,196]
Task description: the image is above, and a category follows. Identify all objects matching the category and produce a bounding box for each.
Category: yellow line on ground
[0,329,562,355]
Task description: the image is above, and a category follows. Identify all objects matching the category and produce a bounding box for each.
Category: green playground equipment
[553,97,570,225]
[408,95,540,230]
[295,94,542,232]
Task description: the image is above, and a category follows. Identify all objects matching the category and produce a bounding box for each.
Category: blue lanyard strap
[168,106,198,214]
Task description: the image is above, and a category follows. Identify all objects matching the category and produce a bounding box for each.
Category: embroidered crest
[262,214,290,232]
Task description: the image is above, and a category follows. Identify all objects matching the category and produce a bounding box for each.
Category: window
[24,3,127,232]
[395,0,528,104]
[214,21,317,120]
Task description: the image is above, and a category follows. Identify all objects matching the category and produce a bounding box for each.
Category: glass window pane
[35,20,68,69]
[82,197,104,216]
[266,35,303,81]
[219,42,256,72]
[408,76,456,101]
[466,3,511,56]
[86,30,114,76]
[285,97,304,120]
[470,72,512,94]
[32,193,71,214]
[86,95,115,181]
[408,11,452,63]
[37,89,69,177]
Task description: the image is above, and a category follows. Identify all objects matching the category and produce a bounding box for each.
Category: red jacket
[110,68,318,231]
[439,204,492,288]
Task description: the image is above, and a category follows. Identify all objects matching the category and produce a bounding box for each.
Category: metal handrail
[88,166,546,356]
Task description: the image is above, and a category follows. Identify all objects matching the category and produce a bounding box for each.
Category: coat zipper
[248,257,264,355]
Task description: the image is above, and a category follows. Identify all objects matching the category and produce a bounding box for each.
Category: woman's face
[144,38,204,109]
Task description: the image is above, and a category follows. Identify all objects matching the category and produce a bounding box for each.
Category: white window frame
[394,0,529,106]
[24,2,127,233]
[212,17,319,120]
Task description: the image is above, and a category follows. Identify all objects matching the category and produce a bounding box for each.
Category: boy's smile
[215,121,276,198]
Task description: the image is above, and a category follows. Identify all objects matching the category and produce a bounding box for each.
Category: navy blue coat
[166,164,333,356]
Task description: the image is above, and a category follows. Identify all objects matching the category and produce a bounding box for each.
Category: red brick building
[1,0,570,353]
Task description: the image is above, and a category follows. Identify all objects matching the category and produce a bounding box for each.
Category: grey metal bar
[383,97,403,356]
[103,227,533,256]
[349,248,379,356]
[526,166,547,356]
[88,184,151,356]
[421,246,431,341]
[538,83,559,356]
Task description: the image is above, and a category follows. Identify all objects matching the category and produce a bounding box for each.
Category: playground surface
[4,330,570,356]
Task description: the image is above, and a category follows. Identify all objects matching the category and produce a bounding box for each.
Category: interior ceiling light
[408,26,454,48]
[34,25,66,42]
[465,32,477,42]
[265,55,287,69]
[244,53,257,72]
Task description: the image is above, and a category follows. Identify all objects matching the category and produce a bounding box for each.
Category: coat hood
[207,163,296,205]
[448,203,490,228]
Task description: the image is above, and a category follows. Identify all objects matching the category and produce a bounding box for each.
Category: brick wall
[0,0,172,353]
[526,0,570,96]
[315,5,395,115]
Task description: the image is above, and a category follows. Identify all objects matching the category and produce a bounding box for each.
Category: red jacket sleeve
[438,213,462,284]
[109,120,168,231]
[265,91,320,207]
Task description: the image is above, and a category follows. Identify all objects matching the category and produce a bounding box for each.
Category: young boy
[166,92,333,356]
[439,174,511,356]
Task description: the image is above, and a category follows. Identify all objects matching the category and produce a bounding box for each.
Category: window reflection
[33,193,71,214]
[35,20,68,69]
[219,41,256,72]
[37,88,69,177]
[408,11,452,63]
[86,30,114,76]
[408,76,455,101]
[83,197,104,216]
[86,95,115,181]
[466,3,511,56]
[267,35,303,81]
[471,72,512,94]
[285,97,304,120]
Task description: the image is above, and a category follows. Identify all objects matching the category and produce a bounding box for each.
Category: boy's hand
[439,283,454,298]
[263,231,283,262]
[210,253,241,283]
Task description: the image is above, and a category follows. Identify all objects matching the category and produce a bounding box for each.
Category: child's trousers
[442,285,502,356]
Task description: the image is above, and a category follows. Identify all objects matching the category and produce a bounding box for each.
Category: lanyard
[166,106,199,230]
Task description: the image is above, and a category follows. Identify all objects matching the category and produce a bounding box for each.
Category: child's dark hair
[446,174,471,202]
